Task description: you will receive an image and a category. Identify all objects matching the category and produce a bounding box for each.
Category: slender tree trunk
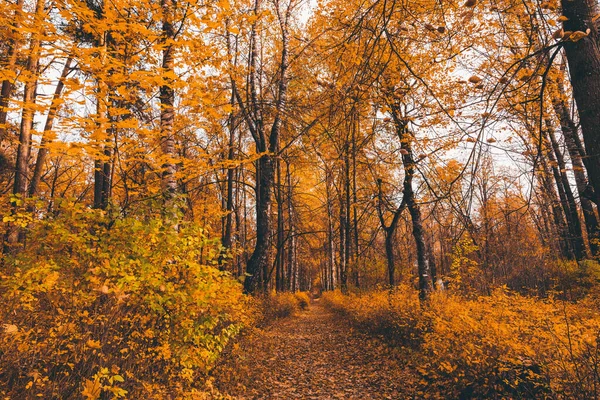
[540,155,573,258]
[0,0,25,145]
[377,179,406,288]
[275,157,285,291]
[551,78,600,255]
[325,165,336,290]
[6,0,44,247]
[339,183,348,291]
[243,0,290,293]
[351,116,360,288]
[546,123,586,259]
[544,127,585,259]
[160,0,178,202]
[392,115,432,300]
[93,33,111,210]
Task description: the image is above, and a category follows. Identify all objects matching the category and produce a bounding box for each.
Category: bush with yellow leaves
[259,291,311,323]
[323,287,429,348]
[294,292,311,310]
[324,287,600,399]
[0,200,253,399]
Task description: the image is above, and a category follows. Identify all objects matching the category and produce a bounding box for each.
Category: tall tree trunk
[540,154,573,258]
[93,32,111,210]
[0,0,25,145]
[325,164,336,290]
[222,26,241,270]
[561,0,600,206]
[545,126,585,259]
[551,77,600,255]
[275,157,285,291]
[245,155,274,292]
[339,180,348,291]
[392,115,432,300]
[243,0,290,293]
[377,178,406,288]
[546,123,586,259]
[351,114,360,288]
[6,0,44,247]
[286,159,296,291]
[160,0,178,202]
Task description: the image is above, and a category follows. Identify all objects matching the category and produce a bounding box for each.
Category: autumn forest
[1,0,600,398]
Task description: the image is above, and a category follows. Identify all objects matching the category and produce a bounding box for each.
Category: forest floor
[210,298,417,399]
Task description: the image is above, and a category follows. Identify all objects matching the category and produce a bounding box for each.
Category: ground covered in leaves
[211,298,416,399]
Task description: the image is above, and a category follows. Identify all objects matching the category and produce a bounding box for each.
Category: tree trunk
[160,0,178,202]
[377,178,406,288]
[551,77,600,255]
[540,155,573,258]
[275,157,285,291]
[245,155,274,292]
[546,123,586,259]
[0,0,25,145]
[6,0,44,247]
[392,115,432,300]
[545,126,585,259]
[243,0,290,293]
[561,0,600,206]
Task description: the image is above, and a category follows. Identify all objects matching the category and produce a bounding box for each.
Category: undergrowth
[258,291,310,324]
[323,287,600,399]
[0,201,253,399]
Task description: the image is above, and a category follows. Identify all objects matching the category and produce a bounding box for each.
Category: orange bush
[324,288,600,398]
[294,292,311,310]
[0,201,253,399]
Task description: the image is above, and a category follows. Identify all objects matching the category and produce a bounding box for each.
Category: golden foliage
[0,201,253,398]
[324,287,600,398]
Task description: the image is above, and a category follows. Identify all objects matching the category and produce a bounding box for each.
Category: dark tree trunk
[6,0,43,248]
[546,124,586,259]
[545,126,585,259]
[551,79,600,255]
[377,179,406,288]
[0,0,25,146]
[275,157,285,292]
[240,0,290,293]
[561,0,600,207]
[244,154,275,293]
[392,115,432,300]
[541,156,573,258]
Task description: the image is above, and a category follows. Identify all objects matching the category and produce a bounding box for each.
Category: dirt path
[211,299,416,399]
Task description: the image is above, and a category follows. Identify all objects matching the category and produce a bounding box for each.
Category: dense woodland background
[1,0,600,398]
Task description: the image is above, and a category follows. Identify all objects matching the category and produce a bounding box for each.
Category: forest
[1,0,600,398]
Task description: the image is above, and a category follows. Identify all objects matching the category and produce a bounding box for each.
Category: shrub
[294,292,311,310]
[323,288,600,399]
[259,293,299,322]
[0,201,252,399]
[322,287,429,348]
[259,292,312,323]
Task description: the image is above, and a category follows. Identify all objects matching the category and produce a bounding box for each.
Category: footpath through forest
[211,299,416,399]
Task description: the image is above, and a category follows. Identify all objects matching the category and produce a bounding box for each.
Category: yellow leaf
[86,339,101,349]
[81,379,102,400]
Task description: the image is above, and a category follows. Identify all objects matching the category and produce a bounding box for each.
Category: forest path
[211,298,415,399]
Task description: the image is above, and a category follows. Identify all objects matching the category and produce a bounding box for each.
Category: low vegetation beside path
[323,287,600,399]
